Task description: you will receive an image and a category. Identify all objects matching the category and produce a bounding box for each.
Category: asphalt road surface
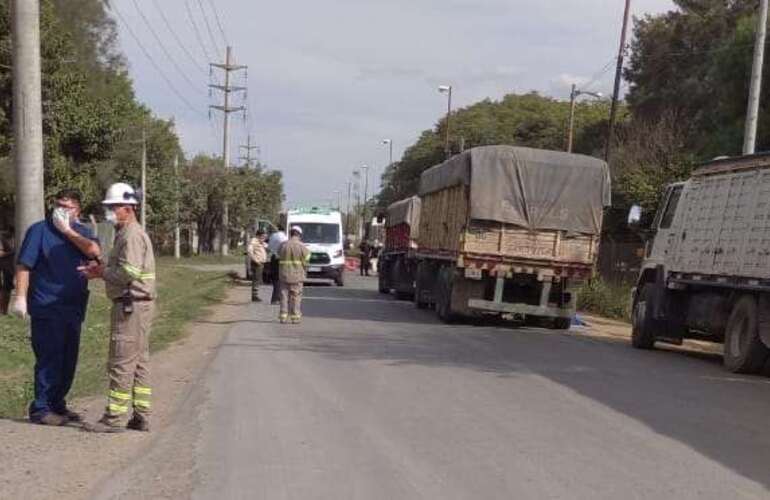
[107,273,770,499]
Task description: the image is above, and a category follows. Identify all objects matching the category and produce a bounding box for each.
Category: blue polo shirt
[17,219,98,321]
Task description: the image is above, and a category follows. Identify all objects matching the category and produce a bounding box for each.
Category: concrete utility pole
[744,0,769,155]
[239,134,259,167]
[438,85,453,159]
[12,0,45,244]
[174,153,181,259]
[605,0,632,163]
[567,85,603,153]
[141,127,147,230]
[210,46,246,256]
[346,180,352,237]
[362,165,369,233]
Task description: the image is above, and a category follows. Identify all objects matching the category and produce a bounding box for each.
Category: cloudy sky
[112,0,675,206]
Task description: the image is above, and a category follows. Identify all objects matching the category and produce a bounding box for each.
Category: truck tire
[414,262,430,309]
[436,266,458,323]
[552,317,571,330]
[724,295,770,374]
[631,285,657,349]
[378,274,389,294]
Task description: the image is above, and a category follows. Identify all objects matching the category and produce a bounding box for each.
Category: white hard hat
[290,225,303,235]
[103,183,139,205]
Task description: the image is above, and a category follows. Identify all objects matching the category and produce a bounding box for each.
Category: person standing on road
[359,240,371,277]
[80,183,156,433]
[247,229,268,302]
[12,189,101,426]
[278,226,310,324]
[0,227,14,314]
[268,225,288,305]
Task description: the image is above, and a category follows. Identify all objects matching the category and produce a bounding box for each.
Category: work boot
[82,417,125,433]
[252,297,262,303]
[279,315,289,324]
[34,412,67,426]
[290,316,301,325]
[58,409,83,423]
[126,414,150,432]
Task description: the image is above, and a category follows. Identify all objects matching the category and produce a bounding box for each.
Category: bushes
[577,279,633,322]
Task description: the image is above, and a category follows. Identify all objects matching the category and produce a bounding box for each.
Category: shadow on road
[223,276,770,492]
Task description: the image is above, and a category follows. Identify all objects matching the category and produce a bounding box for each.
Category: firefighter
[278,226,310,324]
[247,229,268,302]
[80,183,155,433]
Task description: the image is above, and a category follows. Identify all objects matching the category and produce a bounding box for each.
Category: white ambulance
[283,207,346,286]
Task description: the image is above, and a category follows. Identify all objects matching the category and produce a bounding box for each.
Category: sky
[112,0,676,207]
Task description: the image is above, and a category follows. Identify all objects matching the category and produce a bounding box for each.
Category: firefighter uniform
[101,221,156,428]
[278,236,310,323]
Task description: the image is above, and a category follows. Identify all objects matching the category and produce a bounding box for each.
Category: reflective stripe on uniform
[133,386,152,396]
[133,400,151,409]
[108,403,129,414]
[279,260,306,266]
[110,389,131,401]
[122,263,156,282]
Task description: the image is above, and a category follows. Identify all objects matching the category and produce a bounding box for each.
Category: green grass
[0,260,230,418]
[577,279,633,322]
[168,252,245,266]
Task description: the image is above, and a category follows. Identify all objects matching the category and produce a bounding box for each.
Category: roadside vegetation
[0,259,230,418]
[577,279,633,323]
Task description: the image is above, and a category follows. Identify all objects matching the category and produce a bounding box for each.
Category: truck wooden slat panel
[418,184,468,254]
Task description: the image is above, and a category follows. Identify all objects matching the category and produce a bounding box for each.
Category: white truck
[283,207,346,286]
[631,153,770,374]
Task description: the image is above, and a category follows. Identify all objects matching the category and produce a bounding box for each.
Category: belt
[113,297,153,303]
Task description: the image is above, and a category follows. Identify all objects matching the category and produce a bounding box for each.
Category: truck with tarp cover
[378,196,421,299]
[414,145,611,327]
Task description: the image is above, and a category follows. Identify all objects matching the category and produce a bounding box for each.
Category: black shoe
[33,412,68,426]
[252,297,262,303]
[126,415,150,432]
[58,409,83,423]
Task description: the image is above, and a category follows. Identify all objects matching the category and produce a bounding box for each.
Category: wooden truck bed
[417,185,597,277]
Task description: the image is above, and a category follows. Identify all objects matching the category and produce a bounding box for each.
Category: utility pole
[346,180,352,237]
[362,165,369,239]
[605,0,632,163]
[141,127,147,230]
[210,46,246,256]
[567,84,578,153]
[239,134,259,167]
[439,85,453,159]
[744,0,769,155]
[12,0,45,244]
[174,153,181,259]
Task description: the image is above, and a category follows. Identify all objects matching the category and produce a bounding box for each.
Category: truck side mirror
[627,204,642,226]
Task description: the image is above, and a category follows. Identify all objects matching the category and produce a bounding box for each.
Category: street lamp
[438,85,453,159]
[567,84,603,153]
[382,139,393,169]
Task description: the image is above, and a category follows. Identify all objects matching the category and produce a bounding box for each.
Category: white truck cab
[284,208,346,286]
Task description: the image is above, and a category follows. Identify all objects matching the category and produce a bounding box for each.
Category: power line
[152,0,207,77]
[206,0,230,47]
[184,0,213,63]
[130,0,202,95]
[111,2,204,117]
[196,0,222,58]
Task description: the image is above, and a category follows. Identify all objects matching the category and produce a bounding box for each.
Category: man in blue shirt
[13,189,101,426]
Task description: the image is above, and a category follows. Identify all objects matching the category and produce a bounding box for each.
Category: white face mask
[104,208,118,225]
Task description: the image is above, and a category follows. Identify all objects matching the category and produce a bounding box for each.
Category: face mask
[104,208,118,225]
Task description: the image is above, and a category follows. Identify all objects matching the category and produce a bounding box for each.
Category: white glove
[52,207,72,234]
[11,296,27,319]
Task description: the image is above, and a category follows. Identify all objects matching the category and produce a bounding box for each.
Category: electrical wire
[111,2,204,117]
[196,0,223,57]
[206,0,230,48]
[152,0,208,77]
[184,0,213,63]
[131,0,203,95]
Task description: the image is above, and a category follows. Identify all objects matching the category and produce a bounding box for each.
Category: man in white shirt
[267,226,288,305]
[247,229,268,302]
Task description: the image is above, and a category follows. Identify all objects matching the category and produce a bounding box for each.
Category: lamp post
[567,84,603,153]
[438,85,452,159]
[382,139,393,168]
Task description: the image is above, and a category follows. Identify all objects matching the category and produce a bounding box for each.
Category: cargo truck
[630,153,770,374]
[414,145,611,327]
[378,196,421,299]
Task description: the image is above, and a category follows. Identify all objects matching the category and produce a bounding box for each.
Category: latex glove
[52,207,72,234]
[11,296,27,319]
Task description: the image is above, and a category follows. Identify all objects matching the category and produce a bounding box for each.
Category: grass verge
[0,260,230,418]
[577,279,633,322]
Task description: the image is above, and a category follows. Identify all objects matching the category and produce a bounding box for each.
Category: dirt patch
[0,286,246,500]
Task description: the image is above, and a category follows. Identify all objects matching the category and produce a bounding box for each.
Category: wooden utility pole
[12,0,45,244]
[141,127,147,230]
[744,0,769,155]
[605,0,632,163]
[210,46,246,255]
[174,153,181,259]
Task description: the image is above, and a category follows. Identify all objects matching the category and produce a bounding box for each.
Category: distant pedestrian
[268,225,288,305]
[0,227,14,315]
[80,183,156,433]
[359,240,371,276]
[13,189,101,426]
[247,229,268,302]
[278,226,310,324]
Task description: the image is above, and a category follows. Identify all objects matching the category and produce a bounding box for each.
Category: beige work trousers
[279,281,303,321]
[103,301,154,424]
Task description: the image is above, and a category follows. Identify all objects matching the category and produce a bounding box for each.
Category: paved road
[126,273,770,499]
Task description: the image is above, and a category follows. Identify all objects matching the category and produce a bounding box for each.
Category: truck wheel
[724,295,770,374]
[414,263,429,309]
[631,285,657,349]
[378,274,389,294]
[436,267,457,323]
[552,317,571,330]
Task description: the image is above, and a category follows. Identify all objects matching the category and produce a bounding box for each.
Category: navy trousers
[28,314,82,420]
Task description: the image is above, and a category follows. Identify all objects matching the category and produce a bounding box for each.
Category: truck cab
[285,208,345,286]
